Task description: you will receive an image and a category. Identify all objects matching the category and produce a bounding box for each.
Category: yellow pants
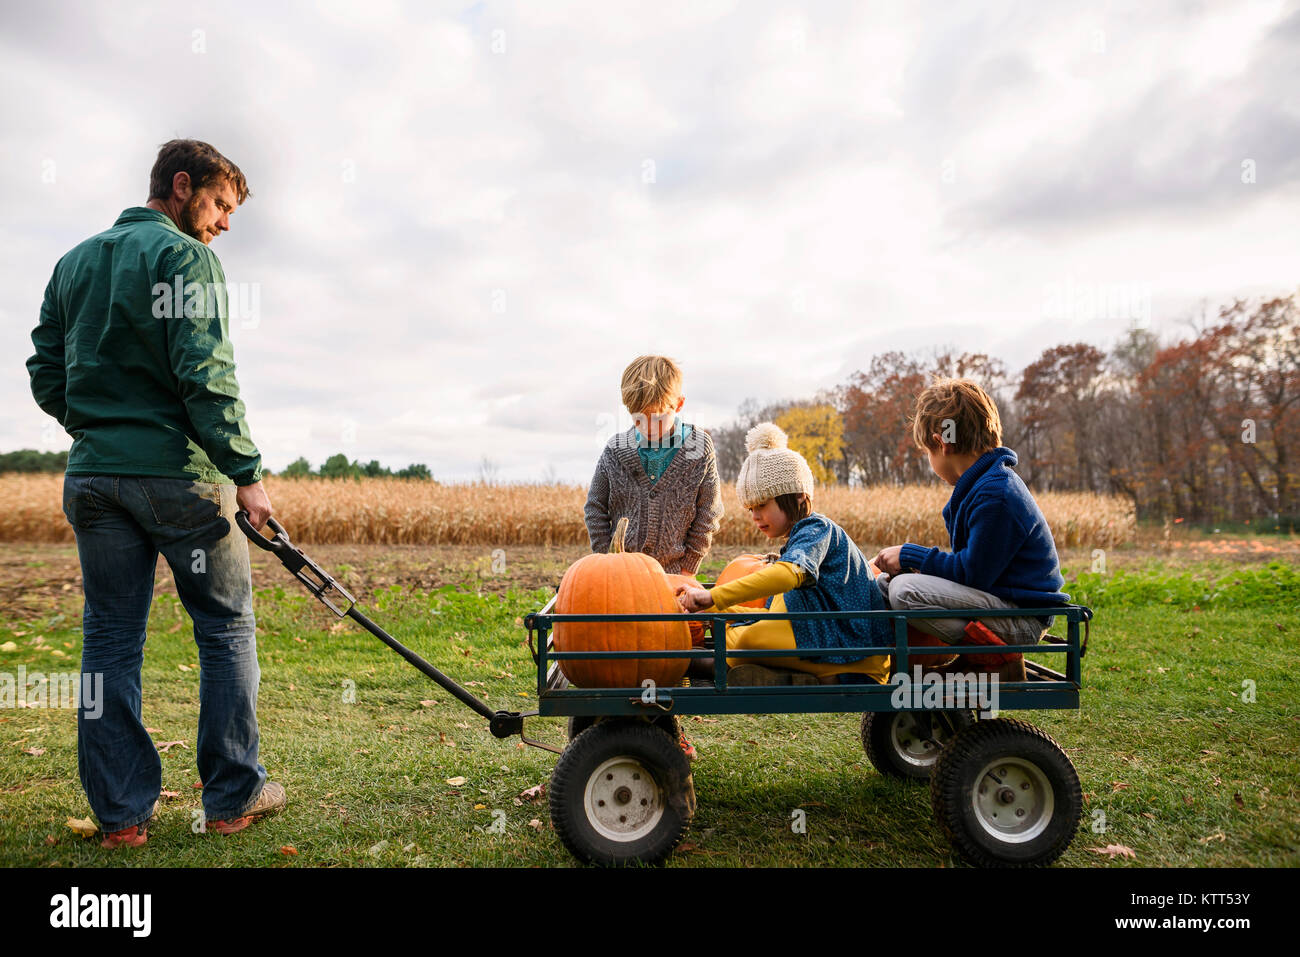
[721,593,891,684]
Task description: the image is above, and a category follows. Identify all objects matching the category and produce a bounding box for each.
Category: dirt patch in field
[0,543,591,621]
[4,531,1297,622]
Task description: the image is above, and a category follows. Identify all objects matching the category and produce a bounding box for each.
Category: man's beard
[179,194,209,244]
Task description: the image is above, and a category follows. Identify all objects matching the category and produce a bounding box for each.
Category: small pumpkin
[713,553,773,609]
[664,573,707,646]
[553,518,691,688]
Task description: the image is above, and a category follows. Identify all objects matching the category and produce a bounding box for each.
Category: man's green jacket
[27,207,263,486]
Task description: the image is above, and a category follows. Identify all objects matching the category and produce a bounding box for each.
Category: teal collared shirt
[634,419,694,485]
[27,207,263,485]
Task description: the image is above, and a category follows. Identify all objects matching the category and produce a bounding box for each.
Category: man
[27,139,285,847]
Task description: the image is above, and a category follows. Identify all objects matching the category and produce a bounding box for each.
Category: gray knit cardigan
[584,425,724,574]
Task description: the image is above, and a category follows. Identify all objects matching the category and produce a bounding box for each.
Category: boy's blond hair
[621,355,683,414]
[912,377,1003,454]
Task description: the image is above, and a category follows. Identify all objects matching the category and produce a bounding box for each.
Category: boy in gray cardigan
[585,356,723,574]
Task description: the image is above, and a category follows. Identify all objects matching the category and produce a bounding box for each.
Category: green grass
[1,566,1297,867]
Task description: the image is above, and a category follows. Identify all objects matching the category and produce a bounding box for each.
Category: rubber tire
[929,718,1082,868]
[861,710,975,781]
[567,716,595,741]
[549,720,695,866]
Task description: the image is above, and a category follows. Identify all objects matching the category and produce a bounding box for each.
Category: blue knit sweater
[898,447,1068,610]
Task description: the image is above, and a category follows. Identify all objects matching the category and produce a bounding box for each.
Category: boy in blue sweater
[873,378,1068,670]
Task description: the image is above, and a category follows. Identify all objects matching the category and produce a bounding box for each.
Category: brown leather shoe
[206,781,287,836]
[726,663,819,686]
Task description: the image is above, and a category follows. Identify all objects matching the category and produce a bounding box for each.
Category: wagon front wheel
[549,720,695,865]
[930,718,1082,867]
[861,709,975,780]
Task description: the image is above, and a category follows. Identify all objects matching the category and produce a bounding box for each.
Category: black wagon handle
[231,508,547,749]
[235,509,287,552]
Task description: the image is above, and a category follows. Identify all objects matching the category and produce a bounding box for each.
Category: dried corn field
[1,474,1135,550]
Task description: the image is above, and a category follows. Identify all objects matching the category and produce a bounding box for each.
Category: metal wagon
[240,513,1092,868]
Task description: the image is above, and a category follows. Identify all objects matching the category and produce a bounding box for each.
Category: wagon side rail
[524,594,1092,715]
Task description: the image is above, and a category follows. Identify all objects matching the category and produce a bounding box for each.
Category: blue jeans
[62,475,265,830]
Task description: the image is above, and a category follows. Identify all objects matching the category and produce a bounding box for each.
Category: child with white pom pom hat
[676,423,893,684]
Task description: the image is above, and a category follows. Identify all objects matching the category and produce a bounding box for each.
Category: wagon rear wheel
[861,710,974,780]
[929,718,1082,867]
[549,720,695,865]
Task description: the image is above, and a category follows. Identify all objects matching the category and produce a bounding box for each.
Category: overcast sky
[3,0,1297,482]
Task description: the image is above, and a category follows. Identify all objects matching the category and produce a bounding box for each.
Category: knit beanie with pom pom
[735,423,815,509]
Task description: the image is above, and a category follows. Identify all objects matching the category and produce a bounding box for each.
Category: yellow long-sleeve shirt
[706,561,805,609]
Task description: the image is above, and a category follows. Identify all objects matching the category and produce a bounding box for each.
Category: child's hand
[674,584,713,613]
[873,545,904,576]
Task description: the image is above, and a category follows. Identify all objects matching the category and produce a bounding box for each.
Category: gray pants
[878,573,1048,647]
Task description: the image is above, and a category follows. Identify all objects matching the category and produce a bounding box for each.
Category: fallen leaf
[66,817,97,837]
[446,776,467,787]
[1141,812,1155,820]
[44,835,57,845]
[518,784,545,803]
[1183,795,1194,806]
[1088,844,1137,860]
[159,789,181,799]
[1197,832,1226,844]
[279,845,298,856]
[418,699,439,708]
[367,840,388,856]
[0,642,17,652]
[22,747,46,756]
[177,664,192,672]
[473,803,487,810]
[1111,782,1129,793]
[527,819,543,831]
[156,740,187,753]
[1233,792,1245,809]
[145,727,163,734]
[192,780,204,789]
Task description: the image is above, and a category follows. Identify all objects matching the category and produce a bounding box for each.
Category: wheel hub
[583,756,665,842]
[893,712,955,768]
[972,757,1054,843]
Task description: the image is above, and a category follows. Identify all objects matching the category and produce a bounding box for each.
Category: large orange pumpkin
[713,553,773,609]
[553,518,691,688]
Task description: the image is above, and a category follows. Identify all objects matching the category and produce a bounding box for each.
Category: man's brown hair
[911,377,1003,454]
[149,139,251,204]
